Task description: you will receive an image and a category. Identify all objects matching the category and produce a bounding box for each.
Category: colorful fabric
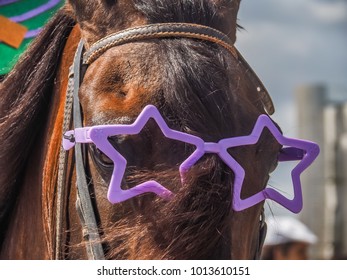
[0,0,64,75]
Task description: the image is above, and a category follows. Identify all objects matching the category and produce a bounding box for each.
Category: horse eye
[98,149,113,166]
[90,145,113,167]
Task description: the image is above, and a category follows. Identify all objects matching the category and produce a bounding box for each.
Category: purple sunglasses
[63,105,319,213]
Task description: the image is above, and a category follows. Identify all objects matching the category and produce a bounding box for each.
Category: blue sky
[236,0,347,214]
[236,0,347,134]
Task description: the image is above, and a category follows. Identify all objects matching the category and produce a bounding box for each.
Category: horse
[0,0,317,260]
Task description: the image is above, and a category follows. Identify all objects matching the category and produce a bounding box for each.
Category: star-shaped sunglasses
[63,105,319,213]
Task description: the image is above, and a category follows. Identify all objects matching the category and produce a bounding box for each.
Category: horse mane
[134,0,243,35]
[0,8,75,238]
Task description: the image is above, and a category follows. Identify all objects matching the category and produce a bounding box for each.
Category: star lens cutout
[63,105,319,213]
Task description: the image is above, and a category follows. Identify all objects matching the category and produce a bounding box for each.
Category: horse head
[0,0,319,260]
[62,0,281,259]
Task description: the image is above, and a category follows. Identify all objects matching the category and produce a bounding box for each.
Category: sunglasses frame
[63,105,319,213]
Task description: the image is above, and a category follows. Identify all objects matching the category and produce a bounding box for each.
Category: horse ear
[66,0,145,44]
[66,0,119,46]
[212,0,241,44]
[66,0,98,22]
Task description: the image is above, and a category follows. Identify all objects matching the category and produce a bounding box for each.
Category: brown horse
[0,0,281,259]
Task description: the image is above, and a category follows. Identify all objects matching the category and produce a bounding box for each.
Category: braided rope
[55,69,74,259]
[83,23,238,64]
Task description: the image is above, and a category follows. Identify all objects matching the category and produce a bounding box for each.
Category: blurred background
[0,0,63,77]
[237,0,347,259]
[1,0,346,260]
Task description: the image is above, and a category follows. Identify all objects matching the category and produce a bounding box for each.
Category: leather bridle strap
[83,23,238,64]
[72,41,105,260]
[57,41,105,260]
[254,209,267,260]
[55,57,74,260]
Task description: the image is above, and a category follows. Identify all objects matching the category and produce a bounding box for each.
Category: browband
[83,22,275,115]
[83,23,237,64]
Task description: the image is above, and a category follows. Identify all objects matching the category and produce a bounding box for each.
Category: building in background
[296,84,347,259]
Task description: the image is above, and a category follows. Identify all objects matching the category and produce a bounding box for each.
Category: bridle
[56,22,271,260]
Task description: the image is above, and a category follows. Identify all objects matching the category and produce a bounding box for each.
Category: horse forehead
[78,48,164,123]
[86,43,162,82]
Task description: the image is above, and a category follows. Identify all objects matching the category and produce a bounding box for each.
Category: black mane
[134,0,219,26]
